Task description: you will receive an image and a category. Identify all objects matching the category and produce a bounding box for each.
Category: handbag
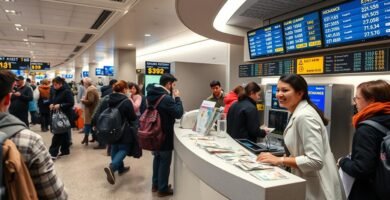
[51,110,71,134]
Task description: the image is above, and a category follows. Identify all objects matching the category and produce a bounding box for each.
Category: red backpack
[138,95,166,151]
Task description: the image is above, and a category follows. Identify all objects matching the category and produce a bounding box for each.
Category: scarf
[352,102,390,128]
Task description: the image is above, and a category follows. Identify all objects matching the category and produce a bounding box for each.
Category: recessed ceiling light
[5,9,15,13]
[127,43,133,46]
[15,27,24,31]
[3,0,15,2]
[144,34,152,37]
[14,24,21,27]
[23,39,28,41]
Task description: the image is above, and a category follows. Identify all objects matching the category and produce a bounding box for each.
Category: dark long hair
[279,74,329,126]
[238,82,261,101]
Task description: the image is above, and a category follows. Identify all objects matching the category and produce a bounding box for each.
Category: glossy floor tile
[31,125,173,200]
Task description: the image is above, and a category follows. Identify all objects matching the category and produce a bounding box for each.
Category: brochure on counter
[194,100,223,135]
[250,169,288,181]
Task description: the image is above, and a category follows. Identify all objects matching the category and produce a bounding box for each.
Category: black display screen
[247,23,285,59]
[0,57,30,70]
[322,0,390,47]
[268,110,289,136]
[324,48,388,73]
[30,62,50,70]
[283,12,323,53]
[239,64,262,77]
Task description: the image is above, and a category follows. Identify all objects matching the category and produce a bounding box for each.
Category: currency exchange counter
[173,126,306,200]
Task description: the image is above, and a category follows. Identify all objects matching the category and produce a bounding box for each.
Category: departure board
[247,24,285,59]
[0,57,30,70]
[283,12,322,53]
[261,59,296,76]
[30,62,50,70]
[322,0,390,47]
[239,64,262,77]
[324,48,388,73]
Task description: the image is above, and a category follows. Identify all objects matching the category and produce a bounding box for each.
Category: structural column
[75,67,82,83]
[114,49,136,82]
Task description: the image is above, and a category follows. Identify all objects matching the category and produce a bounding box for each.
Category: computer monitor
[268,110,289,139]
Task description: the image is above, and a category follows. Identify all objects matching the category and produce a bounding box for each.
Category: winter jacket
[340,114,390,200]
[81,85,99,124]
[37,85,51,114]
[206,92,225,108]
[107,93,137,144]
[9,85,33,122]
[146,84,184,151]
[50,85,75,133]
[223,91,238,114]
[227,96,265,143]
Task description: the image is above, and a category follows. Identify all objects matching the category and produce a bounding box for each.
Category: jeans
[110,144,130,173]
[84,124,92,137]
[40,113,50,130]
[152,151,173,192]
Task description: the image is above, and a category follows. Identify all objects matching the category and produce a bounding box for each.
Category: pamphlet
[234,161,273,171]
[204,147,234,154]
[195,100,216,135]
[250,169,288,181]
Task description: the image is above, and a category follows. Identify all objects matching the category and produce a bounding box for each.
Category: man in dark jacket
[101,79,117,97]
[9,75,33,127]
[146,73,183,197]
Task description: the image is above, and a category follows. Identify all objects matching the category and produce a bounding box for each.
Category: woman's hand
[257,152,281,166]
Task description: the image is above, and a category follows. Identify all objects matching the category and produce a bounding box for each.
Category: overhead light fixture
[15,27,25,31]
[144,34,152,37]
[14,24,21,27]
[23,38,28,41]
[213,0,246,36]
[5,9,16,13]
[3,0,15,2]
[127,43,133,46]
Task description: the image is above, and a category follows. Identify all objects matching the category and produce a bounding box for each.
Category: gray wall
[174,62,226,111]
[114,49,136,82]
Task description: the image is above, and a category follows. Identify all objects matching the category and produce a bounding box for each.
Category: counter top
[174,126,306,200]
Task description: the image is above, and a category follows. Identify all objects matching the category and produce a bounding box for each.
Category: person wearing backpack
[101,80,137,185]
[145,73,183,197]
[338,80,390,200]
[0,71,67,199]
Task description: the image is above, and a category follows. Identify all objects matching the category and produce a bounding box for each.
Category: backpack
[359,120,390,200]
[96,99,128,144]
[139,95,147,115]
[138,95,166,151]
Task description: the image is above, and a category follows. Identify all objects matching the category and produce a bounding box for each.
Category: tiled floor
[32,125,173,200]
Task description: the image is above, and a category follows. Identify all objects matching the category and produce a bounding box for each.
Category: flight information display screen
[247,24,285,59]
[322,0,390,47]
[283,12,323,53]
[308,85,326,112]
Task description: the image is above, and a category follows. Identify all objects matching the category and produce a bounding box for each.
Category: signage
[103,66,114,76]
[308,86,326,112]
[247,23,285,59]
[0,57,30,70]
[283,12,323,53]
[322,0,390,47]
[145,61,171,75]
[324,48,387,73]
[30,62,50,70]
[63,74,73,79]
[95,68,104,76]
[297,56,324,74]
[239,64,260,77]
[82,71,89,77]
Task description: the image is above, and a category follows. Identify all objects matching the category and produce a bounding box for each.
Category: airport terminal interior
[1,0,390,199]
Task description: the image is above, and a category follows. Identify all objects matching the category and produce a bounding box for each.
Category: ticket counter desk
[173,126,306,200]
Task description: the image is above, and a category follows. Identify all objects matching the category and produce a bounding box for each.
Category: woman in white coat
[257,74,345,200]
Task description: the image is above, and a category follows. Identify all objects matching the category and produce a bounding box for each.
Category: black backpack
[96,99,127,144]
[359,120,390,200]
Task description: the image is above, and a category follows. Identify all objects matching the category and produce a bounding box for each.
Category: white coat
[283,100,345,200]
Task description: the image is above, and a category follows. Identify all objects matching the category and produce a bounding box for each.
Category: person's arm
[164,95,184,119]
[245,107,266,138]
[82,89,96,106]
[17,131,67,199]
[20,87,33,102]
[339,126,380,178]
[124,100,137,123]
[60,90,75,110]
[130,94,142,113]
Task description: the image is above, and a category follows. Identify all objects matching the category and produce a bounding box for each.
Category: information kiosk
[264,84,354,158]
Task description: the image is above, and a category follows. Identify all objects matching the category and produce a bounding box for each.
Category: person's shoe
[118,166,130,176]
[93,145,106,150]
[104,165,115,185]
[81,136,88,146]
[157,188,174,197]
[58,152,70,157]
[152,185,158,192]
[89,138,96,143]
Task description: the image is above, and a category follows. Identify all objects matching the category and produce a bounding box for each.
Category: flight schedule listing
[322,0,390,47]
[324,49,388,73]
[248,24,284,58]
[283,12,322,52]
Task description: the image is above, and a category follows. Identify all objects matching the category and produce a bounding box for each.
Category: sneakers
[157,188,174,197]
[118,166,130,176]
[104,165,115,185]
[153,184,172,193]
